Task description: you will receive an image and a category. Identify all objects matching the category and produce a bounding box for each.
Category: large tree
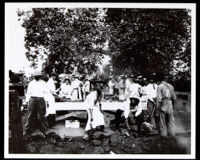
[18,8,109,75]
[104,8,191,77]
[18,8,191,80]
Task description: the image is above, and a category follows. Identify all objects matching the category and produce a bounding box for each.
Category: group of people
[23,70,177,140]
[56,74,91,102]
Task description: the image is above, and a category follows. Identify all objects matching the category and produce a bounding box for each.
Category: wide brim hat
[32,71,43,77]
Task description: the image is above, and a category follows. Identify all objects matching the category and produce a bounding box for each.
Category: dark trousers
[47,114,56,128]
[115,109,124,130]
[115,109,144,133]
[24,97,49,135]
[115,97,142,131]
[134,111,145,134]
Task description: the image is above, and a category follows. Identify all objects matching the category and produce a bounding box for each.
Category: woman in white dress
[59,78,72,101]
[84,84,105,139]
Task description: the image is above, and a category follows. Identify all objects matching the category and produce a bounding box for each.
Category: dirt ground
[11,98,191,154]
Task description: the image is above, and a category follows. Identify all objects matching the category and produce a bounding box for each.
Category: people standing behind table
[108,76,115,96]
[156,72,177,137]
[114,76,120,99]
[24,71,49,139]
[71,75,83,101]
[124,75,132,99]
[59,77,73,101]
[118,75,126,101]
[82,76,91,100]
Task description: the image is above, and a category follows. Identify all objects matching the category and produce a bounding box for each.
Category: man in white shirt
[114,77,143,133]
[125,78,146,135]
[24,71,49,138]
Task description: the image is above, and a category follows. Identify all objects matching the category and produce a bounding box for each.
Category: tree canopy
[18,8,191,80]
[104,8,191,77]
[18,8,109,75]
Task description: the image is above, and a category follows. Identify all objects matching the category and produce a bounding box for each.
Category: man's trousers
[159,111,175,137]
[115,109,144,134]
[24,97,49,135]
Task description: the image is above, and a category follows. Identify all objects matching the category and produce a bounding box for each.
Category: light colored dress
[108,80,115,95]
[46,78,56,116]
[85,91,105,131]
[124,79,131,99]
[71,79,83,100]
[118,79,125,100]
[59,83,72,99]
[82,80,90,99]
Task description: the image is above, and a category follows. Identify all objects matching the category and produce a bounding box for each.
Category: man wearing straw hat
[23,71,49,139]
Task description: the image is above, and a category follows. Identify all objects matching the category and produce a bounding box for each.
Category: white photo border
[4,2,196,159]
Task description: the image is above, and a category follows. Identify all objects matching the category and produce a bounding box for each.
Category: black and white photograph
[5,3,196,159]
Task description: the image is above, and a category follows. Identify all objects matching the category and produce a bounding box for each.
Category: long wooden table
[54,101,126,111]
[54,101,127,121]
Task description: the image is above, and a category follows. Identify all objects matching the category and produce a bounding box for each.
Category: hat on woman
[32,71,43,77]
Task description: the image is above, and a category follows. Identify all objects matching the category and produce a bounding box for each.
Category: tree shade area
[17,8,191,88]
